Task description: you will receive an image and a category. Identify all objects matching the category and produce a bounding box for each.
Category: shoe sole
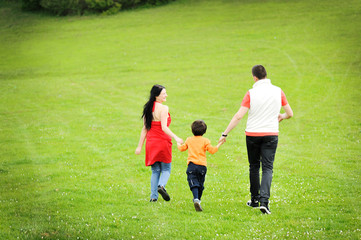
[260,206,271,214]
[158,188,170,201]
[194,202,203,212]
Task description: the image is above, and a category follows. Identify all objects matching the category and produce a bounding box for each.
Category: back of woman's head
[142,84,165,130]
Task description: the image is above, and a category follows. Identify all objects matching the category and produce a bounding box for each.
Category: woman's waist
[147,128,171,140]
[151,120,170,127]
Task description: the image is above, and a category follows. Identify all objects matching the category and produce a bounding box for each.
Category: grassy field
[0,0,360,239]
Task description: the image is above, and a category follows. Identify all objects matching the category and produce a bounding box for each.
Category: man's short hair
[191,120,207,136]
[252,65,267,79]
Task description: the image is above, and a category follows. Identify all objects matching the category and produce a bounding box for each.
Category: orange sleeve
[281,90,288,106]
[241,91,250,108]
[177,139,188,152]
[205,139,218,154]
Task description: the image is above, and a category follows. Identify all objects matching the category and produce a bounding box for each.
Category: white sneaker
[193,199,203,212]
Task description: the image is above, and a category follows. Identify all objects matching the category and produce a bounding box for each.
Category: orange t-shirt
[177,136,218,167]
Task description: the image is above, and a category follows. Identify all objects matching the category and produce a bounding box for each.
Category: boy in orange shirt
[177,120,224,211]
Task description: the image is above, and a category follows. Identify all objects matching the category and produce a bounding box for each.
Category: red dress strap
[152,101,161,112]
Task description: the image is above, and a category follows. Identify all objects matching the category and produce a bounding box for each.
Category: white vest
[246,79,281,134]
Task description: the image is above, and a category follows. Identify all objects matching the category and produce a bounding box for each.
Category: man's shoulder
[251,83,281,92]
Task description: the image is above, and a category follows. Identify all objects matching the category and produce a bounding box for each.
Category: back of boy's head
[191,120,207,136]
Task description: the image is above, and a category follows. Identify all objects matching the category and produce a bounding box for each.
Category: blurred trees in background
[21,0,174,15]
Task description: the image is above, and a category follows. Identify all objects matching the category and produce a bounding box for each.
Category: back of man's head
[252,65,267,79]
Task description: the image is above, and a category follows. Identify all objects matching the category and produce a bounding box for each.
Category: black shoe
[246,199,259,208]
[158,186,170,201]
[260,202,271,214]
[149,199,157,202]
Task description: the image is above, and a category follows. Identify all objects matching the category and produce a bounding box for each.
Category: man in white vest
[219,65,293,214]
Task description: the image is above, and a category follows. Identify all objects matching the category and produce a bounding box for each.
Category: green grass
[0,0,360,239]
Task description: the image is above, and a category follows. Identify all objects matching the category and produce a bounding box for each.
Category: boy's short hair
[191,120,207,136]
[252,65,267,79]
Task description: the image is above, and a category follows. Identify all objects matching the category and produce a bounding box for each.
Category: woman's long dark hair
[142,84,165,130]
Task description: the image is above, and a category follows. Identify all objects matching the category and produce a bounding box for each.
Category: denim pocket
[265,136,278,147]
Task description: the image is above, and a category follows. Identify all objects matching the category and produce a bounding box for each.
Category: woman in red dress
[135,85,183,202]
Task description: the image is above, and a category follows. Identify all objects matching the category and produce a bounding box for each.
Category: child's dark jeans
[186,162,207,200]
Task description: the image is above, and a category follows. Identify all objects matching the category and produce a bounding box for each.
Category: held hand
[217,139,225,148]
[219,136,226,144]
[135,147,142,155]
[175,136,184,145]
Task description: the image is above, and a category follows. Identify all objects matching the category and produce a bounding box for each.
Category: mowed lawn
[0,0,360,239]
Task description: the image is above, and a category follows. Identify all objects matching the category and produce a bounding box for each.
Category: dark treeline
[21,0,175,16]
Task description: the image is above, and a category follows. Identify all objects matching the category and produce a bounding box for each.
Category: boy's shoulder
[200,136,210,142]
[187,136,210,143]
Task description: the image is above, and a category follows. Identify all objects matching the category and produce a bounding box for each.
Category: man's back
[246,79,282,134]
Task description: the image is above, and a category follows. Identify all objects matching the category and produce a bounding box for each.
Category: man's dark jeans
[246,135,278,204]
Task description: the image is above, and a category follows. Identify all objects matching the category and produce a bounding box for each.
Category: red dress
[145,102,172,166]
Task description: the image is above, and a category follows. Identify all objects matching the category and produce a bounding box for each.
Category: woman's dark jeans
[246,135,278,204]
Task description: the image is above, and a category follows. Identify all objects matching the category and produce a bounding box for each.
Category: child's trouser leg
[187,163,207,200]
[191,187,199,199]
[198,166,207,201]
[198,187,204,200]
